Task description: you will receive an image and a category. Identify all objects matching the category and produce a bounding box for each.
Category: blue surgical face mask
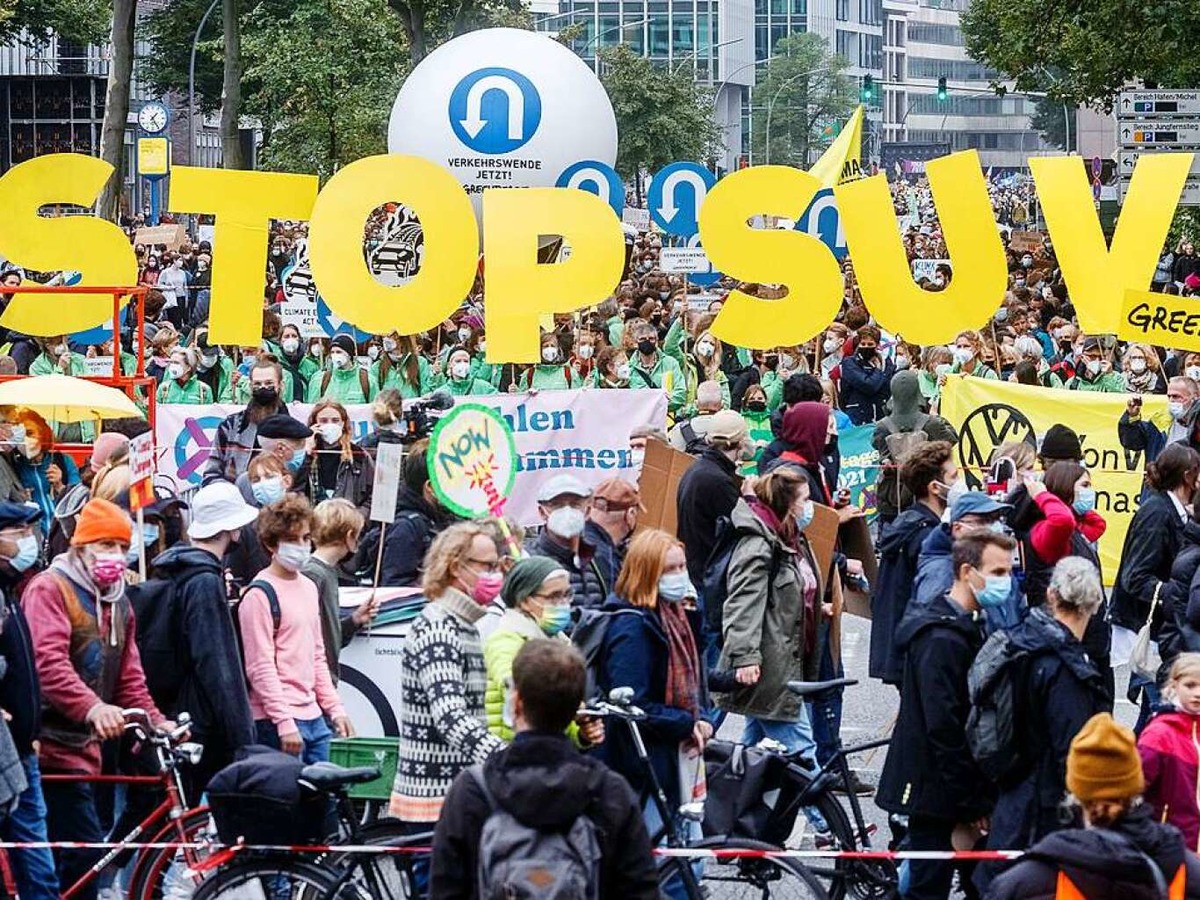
[973,570,1012,609]
[8,534,37,573]
[1073,486,1096,516]
[287,447,306,473]
[252,475,285,507]
[658,572,693,603]
[794,499,814,531]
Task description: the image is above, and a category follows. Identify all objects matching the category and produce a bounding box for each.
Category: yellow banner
[939,375,1165,581]
[1118,288,1200,351]
[808,106,864,188]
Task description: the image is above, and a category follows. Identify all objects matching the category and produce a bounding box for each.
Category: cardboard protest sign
[134,224,187,251]
[1118,288,1200,352]
[1007,230,1044,254]
[637,438,694,536]
[427,403,518,518]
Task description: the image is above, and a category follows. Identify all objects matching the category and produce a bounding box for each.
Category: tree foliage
[242,0,408,180]
[749,33,855,167]
[383,0,525,62]
[1030,97,1074,152]
[140,0,226,113]
[599,44,721,186]
[961,0,1200,110]
[0,0,108,45]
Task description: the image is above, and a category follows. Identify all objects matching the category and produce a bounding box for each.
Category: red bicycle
[34,708,217,900]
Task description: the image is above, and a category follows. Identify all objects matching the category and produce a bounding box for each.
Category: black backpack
[129,578,187,713]
[570,607,640,700]
[966,629,1030,786]
[700,517,782,637]
[347,510,431,583]
[676,420,709,455]
[232,580,282,662]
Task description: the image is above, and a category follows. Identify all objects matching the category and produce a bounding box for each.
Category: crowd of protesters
[0,171,1195,899]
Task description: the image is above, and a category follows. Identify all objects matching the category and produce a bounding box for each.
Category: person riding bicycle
[23,499,174,900]
[433,640,658,899]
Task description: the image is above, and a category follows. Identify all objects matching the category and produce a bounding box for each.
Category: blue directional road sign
[449,67,542,155]
[795,189,848,260]
[648,162,716,236]
[556,160,624,215]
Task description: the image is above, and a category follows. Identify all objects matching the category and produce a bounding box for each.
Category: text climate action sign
[156,388,667,525]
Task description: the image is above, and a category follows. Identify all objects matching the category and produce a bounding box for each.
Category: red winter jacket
[1028,491,1107,565]
[1139,709,1200,853]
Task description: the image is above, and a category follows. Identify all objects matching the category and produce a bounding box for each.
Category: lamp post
[712,56,777,169]
[764,66,831,165]
[188,0,220,166]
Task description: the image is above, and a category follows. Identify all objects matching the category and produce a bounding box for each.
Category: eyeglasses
[465,557,502,574]
[532,590,574,604]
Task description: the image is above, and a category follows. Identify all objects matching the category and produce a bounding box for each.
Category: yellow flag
[808,106,865,188]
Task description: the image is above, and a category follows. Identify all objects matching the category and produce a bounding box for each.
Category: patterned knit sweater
[389,589,505,822]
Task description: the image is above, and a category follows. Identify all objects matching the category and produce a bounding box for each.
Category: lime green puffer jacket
[483,610,581,744]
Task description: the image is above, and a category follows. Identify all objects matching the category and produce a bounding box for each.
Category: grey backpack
[468,764,602,899]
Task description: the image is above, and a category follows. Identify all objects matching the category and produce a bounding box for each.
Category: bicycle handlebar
[122,709,193,745]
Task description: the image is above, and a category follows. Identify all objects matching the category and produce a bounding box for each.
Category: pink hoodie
[241,569,345,736]
[1138,708,1200,852]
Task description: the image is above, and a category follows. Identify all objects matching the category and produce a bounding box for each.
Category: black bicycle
[586,687,830,899]
[705,676,897,900]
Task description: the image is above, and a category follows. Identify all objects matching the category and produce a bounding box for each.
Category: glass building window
[835,29,855,60]
[836,0,849,20]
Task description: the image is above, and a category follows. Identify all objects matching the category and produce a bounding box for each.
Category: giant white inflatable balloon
[388,28,620,219]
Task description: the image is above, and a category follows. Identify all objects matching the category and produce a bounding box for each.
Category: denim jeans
[810,621,845,766]
[42,775,104,900]
[1,756,59,900]
[255,716,333,764]
[742,709,818,764]
[643,796,703,900]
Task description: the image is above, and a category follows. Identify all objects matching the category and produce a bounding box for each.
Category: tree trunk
[96,0,136,222]
[220,0,245,168]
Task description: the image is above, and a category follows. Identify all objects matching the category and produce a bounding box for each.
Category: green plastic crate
[329,737,399,800]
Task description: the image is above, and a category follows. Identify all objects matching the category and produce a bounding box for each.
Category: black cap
[330,334,357,357]
[0,501,41,530]
[1041,424,1083,462]
[257,415,311,440]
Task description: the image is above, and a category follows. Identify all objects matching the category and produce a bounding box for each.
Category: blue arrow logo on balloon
[449,68,542,155]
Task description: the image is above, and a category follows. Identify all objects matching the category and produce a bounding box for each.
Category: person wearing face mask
[626,322,686,415]
[29,334,87,379]
[871,442,961,687]
[585,478,643,592]
[1066,336,1125,392]
[664,320,731,417]
[526,476,608,609]
[718,468,824,762]
[482,557,603,747]
[188,328,234,402]
[307,333,374,404]
[1121,342,1166,395]
[875,531,1010,900]
[592,346,632,389]
[1121,374,1200,465]
[737,385,774,475]
[380,440,458,587]
[155,346,212,404]
[569,334,602,380]
[1174,240,1200,288]
[976,557,1108,891]
[23,499,172,899]
[372,332,434,399]
[839,325,896,425]
[10,409,79,533]
[142,482,258,798]
[949,329,998,381]
[0,502,60,900]
[440,346,497,396]
[235,413,312,504]
[819,325,850,379]
[873,371,959,525]
[304,400,373,516]
[516,335,580,391]
[276,324,319,401]
[300,499,377,687]
[241,494,352,767]
[391,523,506,832]
[594,529,711,862]
[203,358,290,484]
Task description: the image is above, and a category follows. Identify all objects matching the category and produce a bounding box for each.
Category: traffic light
[860,75,874,104]
[936,76,948,102]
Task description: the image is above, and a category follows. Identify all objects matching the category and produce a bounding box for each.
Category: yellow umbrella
[0,374,143,421]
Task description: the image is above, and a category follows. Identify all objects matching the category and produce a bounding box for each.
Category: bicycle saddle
[299,761,380,790]
[786,677,858,697]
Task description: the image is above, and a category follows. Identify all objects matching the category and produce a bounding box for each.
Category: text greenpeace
[155,388,667,525]
[0,150,1192,356]
[939,375,1159,584]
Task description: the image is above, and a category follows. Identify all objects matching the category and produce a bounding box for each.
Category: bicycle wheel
[127,807,220,900]
[808,792,896,900]
[190,856,343,900]
[658,836,829,899]
[322,820,429,900]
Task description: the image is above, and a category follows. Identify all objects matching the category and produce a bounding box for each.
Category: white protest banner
[84,356,115,377]
[911,258,950,281]
[622,207,650,231]
[156,388,667,525]
[659,247,710,273]
[370,442,404,524]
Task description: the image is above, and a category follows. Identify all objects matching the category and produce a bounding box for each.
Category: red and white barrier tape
[0,840,1021,860]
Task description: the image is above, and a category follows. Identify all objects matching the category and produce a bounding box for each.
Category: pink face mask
[471,571,504,606]
[90,551,127,586]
